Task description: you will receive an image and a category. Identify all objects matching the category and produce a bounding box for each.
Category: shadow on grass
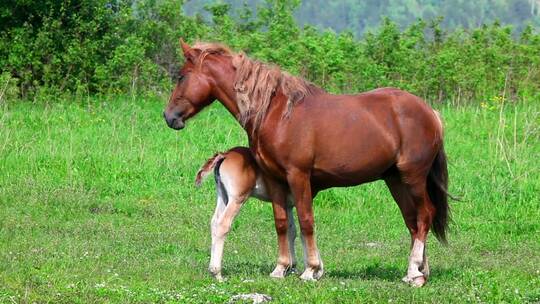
[326,264,402,281]
[222,261,276,277]
[224,261,459,283]
[329,265,459,281]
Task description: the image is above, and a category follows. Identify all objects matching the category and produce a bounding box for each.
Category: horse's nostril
[163,110,184,130]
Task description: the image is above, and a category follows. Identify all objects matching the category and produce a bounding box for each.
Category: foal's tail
[195,153,226,187]
[427,146,451,244]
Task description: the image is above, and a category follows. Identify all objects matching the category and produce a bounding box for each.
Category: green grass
[0,97,539,303]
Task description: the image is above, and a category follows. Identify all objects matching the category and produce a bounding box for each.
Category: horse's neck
[212,83,243,120]
[211,91,254,139]
[246,89,290,137]
[215,75,321,138]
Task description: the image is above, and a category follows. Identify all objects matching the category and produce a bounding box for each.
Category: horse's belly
[311,161,392,189]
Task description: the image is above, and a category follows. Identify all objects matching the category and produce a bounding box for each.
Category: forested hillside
[185,0,540,34]
[1,0,539,104]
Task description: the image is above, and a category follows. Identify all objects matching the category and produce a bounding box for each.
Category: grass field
[0,97,539,303]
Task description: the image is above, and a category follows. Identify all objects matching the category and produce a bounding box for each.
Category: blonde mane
[191,42,321,129]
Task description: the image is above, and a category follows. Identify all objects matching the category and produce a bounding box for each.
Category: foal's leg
[300,228,308,269]
[286,204,308,271]
[209,192,226,280]
[208,193,247,281]
[209,192,227,280]
[287,170,323,281]
[286,204,298,271]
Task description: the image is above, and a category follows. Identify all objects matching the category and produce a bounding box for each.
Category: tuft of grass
[0,97,539,303]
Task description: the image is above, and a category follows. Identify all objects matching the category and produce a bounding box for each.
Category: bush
[0,72,20,103]
[0,0,538,104]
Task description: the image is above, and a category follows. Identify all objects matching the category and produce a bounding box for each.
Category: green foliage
[0,0,539,104]
[0,0,193,98]
[0,72,19,102]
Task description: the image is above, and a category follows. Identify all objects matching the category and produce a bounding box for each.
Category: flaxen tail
[427,146,451,244]
[195,153,226,187]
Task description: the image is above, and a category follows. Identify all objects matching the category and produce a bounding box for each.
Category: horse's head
[164,39,234,130]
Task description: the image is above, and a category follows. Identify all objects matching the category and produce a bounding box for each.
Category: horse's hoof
[269,265,288,278]
[289,265,298,274]
[402,275,426,287]
[411,276,426,287]
[420,264,430,279]
[300,267,324,281]
[209,267,224,282]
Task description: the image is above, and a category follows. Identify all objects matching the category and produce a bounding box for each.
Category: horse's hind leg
[406,183,434,287]
[385,173,433,287]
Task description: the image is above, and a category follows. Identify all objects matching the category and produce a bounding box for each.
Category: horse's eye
[178,74,185,82]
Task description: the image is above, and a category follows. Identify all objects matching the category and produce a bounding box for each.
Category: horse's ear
[180,38,191,56]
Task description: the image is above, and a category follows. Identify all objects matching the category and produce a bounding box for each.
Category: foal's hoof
[209,267,224,282]
[214,274,224,282]
[300,266,324,281]
[289,264,298,274]
[402,275,426,287]
[269,264,290,278]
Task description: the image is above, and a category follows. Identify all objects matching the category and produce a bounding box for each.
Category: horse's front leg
[269,187,294,278]
[208,193,246,281]
[287,170,324,281]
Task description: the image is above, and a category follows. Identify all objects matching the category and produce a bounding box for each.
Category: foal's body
[196,147,302,281]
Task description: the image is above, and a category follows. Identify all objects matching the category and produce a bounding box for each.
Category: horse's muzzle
[164,111,185,130]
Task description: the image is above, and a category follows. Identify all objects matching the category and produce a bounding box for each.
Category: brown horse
[164,40,450,287]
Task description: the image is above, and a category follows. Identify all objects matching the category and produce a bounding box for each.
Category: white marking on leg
[270,264,288,278]
[296,221,324,280]
[403,239,426,287]
[299,247,324,281]
[209,196,244,281]
[209,188,228,281]
[298,237,324,281]
[209,171,246,281]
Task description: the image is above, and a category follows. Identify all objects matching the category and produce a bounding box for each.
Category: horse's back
[280,88,442,188]
[351,87,443,147]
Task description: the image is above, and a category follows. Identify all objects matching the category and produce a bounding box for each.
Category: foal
[196,146,303,281]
